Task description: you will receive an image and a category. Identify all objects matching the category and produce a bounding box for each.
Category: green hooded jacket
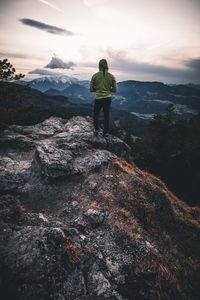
[89,59,117,99]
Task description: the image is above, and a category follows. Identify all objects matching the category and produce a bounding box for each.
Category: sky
[0,0,200,83]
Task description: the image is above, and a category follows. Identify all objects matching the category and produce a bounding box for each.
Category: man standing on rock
[89,59,118,137]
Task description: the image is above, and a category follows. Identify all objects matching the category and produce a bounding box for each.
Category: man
[89,59,117,137]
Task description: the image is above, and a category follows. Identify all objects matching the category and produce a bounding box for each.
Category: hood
[99,59,109,71]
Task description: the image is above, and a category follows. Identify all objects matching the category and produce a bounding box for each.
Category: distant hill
[15,76,200,120]
[44,88,63,96]
[167,83,200,90]
[186,83,200,90]
[0,82,148,136]
[113,80,200,120]
[45,83,93,104]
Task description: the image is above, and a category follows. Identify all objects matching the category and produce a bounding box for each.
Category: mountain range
[0,82,148,136]
[15,75,200,120]
[15,75,88,92]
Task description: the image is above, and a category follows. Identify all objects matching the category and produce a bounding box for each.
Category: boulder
[84,209,108,226]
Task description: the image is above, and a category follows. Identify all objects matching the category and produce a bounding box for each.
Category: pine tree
[0,58,24,81]
[0,59,26,127]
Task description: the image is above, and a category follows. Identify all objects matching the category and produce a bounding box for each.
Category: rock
[4,116,132,183]
[0,133,35,150]
[62,268,87,298]
[0,219,85,300]
[74,216,88,230]
[101,135,132,160]
[34,142,73,180]
[89,182,97,190]
[84,209,108,226]
[104,175,114,179]
[0,194,20,209]
[0,225,58,279]
[72,150,117,175]
[38,213,48,222]
[72,201,79,208]
[0,115,199,300]
[8,117,66,139]
[75,296,121,300]
[87,263,112,296]
[87,132,132,162]
[21,212,49,225]
[0,156,31,194]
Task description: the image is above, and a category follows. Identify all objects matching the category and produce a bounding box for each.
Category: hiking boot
[94,129,99,136]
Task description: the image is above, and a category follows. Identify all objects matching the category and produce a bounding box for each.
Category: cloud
[45,55,76,69]
[185,58,200,76]
[0,51,31,59]
[106,49,200,83]
[19,18,73,35]
[28,68,62,75]
[0,50,43,60]
[38,0,62,12]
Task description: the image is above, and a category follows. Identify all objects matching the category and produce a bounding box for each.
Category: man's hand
[89,76,96,92]
[110,77,117,92]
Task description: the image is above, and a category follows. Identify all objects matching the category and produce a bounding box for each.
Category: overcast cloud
[0,0,199,83]
[105,49,200,83]
[184,58,200,76]
[19,18,73,35]
[45,56,76,69]
[28,68,62,75]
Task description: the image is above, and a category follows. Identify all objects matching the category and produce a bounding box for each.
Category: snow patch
[174,104,197,115]
[131,112,155,119]
[30,75,78,84]
[152,99,173,104]
[114,120,120,127]
[112,95,127,102]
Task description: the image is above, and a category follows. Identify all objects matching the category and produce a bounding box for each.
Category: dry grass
[86,201,101,210]
[0,205,30,222]
[101,159,200,299]
[111,158,136,175]
[95,190,116,205]
[61,240,80,270]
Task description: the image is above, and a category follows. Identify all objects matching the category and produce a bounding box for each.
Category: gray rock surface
[0,116,133,299]
[84,209,108,226]
[0,116,199,300]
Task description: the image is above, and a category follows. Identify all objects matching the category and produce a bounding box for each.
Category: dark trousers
[93,97,111,133]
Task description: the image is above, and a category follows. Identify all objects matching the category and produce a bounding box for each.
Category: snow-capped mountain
[31,75,78,84]
[15,75,89,92]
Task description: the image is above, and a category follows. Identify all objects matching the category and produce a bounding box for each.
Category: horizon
[0,0,200,84]
[15,73,199,87]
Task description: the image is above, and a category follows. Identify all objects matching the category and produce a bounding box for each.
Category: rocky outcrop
[0,116,132,188]
[0,116,199,300]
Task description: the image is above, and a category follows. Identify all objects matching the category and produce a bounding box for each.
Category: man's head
[99,59,108,76]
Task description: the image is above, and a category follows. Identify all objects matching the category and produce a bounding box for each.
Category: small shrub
[61,240,80,270]
[0,205,29,222]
